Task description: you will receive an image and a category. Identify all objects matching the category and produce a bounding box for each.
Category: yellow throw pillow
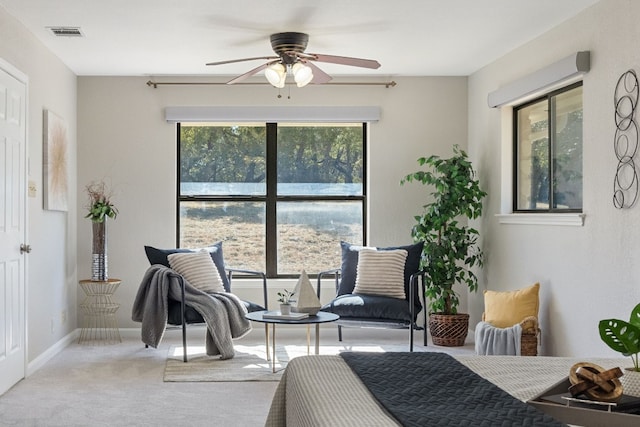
[483,283,540,328]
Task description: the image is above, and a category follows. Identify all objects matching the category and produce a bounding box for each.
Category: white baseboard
[27,329,80,376]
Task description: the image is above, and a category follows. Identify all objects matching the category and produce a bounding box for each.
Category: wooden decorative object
[568,362,623,402]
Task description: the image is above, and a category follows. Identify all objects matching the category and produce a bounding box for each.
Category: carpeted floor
[164,344,286,381]
[162,336,474,382]
[0,325,475,426]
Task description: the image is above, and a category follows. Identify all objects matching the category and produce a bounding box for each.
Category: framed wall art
[43,109,68,211]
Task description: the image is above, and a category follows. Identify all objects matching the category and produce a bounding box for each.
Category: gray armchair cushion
[321,294,413,323]
[167,298,263,325]
[337,241,423,313]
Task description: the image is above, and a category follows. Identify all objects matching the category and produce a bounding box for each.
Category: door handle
[20,244,32,254]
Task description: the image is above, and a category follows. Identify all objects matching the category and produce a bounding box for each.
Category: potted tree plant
[401,145,487,346]
[599,303,640,396]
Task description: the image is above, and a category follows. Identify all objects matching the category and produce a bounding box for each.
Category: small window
[513,82,583,212]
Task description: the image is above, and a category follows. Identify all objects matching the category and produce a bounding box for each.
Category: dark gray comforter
[340,352,566,426]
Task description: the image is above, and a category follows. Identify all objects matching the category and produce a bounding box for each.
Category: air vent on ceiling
[47,27,84,37]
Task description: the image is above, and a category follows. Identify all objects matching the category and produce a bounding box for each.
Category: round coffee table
[245,310,339,373]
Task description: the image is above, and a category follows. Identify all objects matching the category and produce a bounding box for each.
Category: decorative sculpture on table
[568,362,623,402]
[85,181,118,281]
[292,270,321,315]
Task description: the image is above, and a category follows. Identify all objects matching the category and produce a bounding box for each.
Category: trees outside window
[178,123,366,277]
[514,82,583,212]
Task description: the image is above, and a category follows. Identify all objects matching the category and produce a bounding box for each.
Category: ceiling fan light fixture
[206,31,380,87]
[292,62,313,87]
[265,63,286,88]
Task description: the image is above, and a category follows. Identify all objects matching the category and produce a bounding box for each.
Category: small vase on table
[280,304,291,316]
[92,220,108,281]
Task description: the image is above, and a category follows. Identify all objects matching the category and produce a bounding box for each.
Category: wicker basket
[480,312,540,356]
[428,313,470,347]
[520,316,540,356]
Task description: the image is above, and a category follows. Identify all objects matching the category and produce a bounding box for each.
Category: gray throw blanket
[474,321,522,356]
[131,265,252,359]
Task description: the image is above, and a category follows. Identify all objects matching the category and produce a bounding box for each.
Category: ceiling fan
[206,32,381,87]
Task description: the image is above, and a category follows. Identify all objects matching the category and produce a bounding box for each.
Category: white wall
[76,76,468,329]
[14,0,630,363]
[0,6,77,361]
[468,0,640,357]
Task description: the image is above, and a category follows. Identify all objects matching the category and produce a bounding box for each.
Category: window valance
[487,51,590,108]
[165,106,381,123]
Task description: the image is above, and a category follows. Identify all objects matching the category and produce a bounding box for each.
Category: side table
[78,278,122,344]
[245,311,340,373]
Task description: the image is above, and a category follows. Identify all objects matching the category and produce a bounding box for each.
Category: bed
[265,353,628,427]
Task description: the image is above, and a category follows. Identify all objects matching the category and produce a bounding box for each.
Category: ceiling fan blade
[305,61,332,84]
[308,53,381,69]
[206,56,278,66]
[226,62,272,85]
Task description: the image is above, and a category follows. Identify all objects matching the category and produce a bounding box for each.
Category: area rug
[164,342,400,382]
[164,340,475,382]
[164,344,300,382]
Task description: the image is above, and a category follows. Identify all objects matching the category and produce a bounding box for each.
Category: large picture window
[514,82,583,212]
[178,122,366,277]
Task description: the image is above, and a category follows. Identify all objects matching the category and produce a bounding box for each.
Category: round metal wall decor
[613,69,639,209]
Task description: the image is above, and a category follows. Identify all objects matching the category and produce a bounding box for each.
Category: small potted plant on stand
[401,145,487,346]
[277,289,295,315]
[599,302,640,396]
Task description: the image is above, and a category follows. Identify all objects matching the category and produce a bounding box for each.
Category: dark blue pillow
[338,241,362,296]
[337,241,423,311]
[144,242,230,292]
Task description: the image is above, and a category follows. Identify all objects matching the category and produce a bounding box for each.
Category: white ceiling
[0,0,600,78]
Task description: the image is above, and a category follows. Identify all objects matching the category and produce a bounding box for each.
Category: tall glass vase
[91,220,108,281]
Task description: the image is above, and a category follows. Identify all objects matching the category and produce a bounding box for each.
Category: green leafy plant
[277,289,295,305]
[599,303,640,372]
[401,145,487,315]
[85,181,118,223]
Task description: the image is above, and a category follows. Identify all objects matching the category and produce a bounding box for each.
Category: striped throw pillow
[167,249,225,294]
[353,248,408,299]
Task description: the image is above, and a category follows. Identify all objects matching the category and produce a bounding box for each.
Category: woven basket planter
[429,313,469,347]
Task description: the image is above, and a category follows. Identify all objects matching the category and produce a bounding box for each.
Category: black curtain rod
[146,80,397,89]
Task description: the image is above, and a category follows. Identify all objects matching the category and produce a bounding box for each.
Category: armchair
[143,243,269,362]
[317,241,426,351]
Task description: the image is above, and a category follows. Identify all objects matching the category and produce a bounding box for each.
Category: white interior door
[0,60,27,396]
